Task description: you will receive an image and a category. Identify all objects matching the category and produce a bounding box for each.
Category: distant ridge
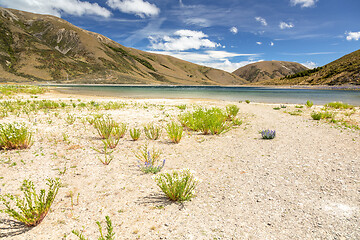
[0,7,247,85]
[232,61,308,83]
[253,50,360,86]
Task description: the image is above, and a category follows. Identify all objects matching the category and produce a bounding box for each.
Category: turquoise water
[52,85,360,105]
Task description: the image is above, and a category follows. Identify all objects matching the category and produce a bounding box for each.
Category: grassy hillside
[232,61,307,83]
[256,50,360,85]
[0,7,246,85]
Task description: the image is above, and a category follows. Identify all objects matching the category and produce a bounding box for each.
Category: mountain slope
[232,61,308,83]
[0,7,247,85]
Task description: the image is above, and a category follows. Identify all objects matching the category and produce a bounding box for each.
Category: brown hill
[0,7,246,85]
[257,49,360,85]
[232,61,308,83]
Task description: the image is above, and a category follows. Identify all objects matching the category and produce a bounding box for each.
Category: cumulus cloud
[230,27,238,34]
[0,0,111,17]
[149,50,260,72]
[301,61,317,69]
[255,16,267,26]
[149,30,221,51]
[345,31,360,41]
[256,42,262,45]
[279,21,294,29]
[106,0,159,18]
[290,0,318,8]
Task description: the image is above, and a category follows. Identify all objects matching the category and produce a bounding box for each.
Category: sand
[0,92,359,240]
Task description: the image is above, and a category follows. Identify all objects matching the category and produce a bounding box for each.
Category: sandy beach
[0,91,359,239]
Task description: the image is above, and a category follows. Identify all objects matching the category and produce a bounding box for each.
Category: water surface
[51,85,360,105]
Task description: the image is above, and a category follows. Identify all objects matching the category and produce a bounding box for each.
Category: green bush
[311,111,334,120]
[179,107,229,135]
[72,216,115,240]
[306,100,314,108]
[154,169,200,202]
[166,121,183,143]
[130,127,141,141]
[325,102,354,109]
[135,144,165,174]
[226,104,239,119]
[0,122,33,150]
[94,116,116,139]
[245,100,250,104]
[0,178,60,226]
[144,123,161,140]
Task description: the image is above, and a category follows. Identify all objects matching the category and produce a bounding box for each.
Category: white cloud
[290,0,318,8]
[255,16,267,26]
[149,50,260,72]
[184,18,211,27]
[230,27,238,34]
[106,0,159,18]
[301,61,317,69]
[346,31,360,41]
[279,21,294,29]
[256,42,262,45]
[0,0,111,17]
[149,30,221,51]
[270,41,274,46]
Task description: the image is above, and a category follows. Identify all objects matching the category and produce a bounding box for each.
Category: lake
[50,85,360,105]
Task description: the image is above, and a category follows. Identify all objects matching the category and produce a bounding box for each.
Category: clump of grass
[179,107,230,135]
[295,105,304,108]
[0,178,60,227]
[144,123,161,140]
[153,169,200,202]
[102,123,127,149]
[65,114,76,125]
[176,104,187,110]
[226,104,239,120]
[325,102,354,109]
[260,130,276,139]
[280,105,287,108]
[93,142,114,165]
[0,85,47,96]
[135,144,165,174]
[245,100,250,104]
[166,121,183,143]
[130,127,141,141]
[86,113,103,125]
[94,116,116,139]
[306,100,314,108]
[72,215,115,240]
[311,111,334,120]
[0,122,33,150]
[273,107,281,110]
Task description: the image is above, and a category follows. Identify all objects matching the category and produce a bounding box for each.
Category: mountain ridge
[232,61,308,83]
[0,7,247,85]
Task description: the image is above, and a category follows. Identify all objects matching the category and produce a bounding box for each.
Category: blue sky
[1,0,359,72]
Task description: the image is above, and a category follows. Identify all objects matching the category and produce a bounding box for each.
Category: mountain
[0,7,246,85]
[259,49,360,85]
[232,61,308,83]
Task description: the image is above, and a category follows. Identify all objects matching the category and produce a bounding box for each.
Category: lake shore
[0,92,359,239]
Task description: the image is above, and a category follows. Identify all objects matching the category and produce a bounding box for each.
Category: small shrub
[311,112,322,120]
[65,114,76,125]
[311,111,334,120]
[0,178,60,226]
[102,123,127,149]
[86,113,103,125]
[166,121,183,143]
[94,142,114,165]
[273,107,281,110]
[232,118,243,126]
[295,105,304,109]
[0,122,33,150]
[130,128,141,141]
[226,104,239,119]
[94,116,116,139]
[135,145,165,174]
[72,215,115,240]
[176,104,187,110]
[306,100,314,108]
[144,123,161,140]
[245,100,250,104]
[325,102,354,109]
[261,130,276,139]
[280,105,287,108]
[153,169,199,202]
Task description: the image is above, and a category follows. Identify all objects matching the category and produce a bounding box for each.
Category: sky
[1,0,359,72]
